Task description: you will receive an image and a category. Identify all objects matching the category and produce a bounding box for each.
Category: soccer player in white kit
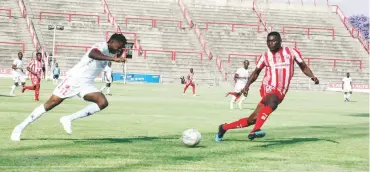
[227,60,250,109]
[342,72,353,102]
[101,61,113,95]
[9,52,27,95]
[11,33,127,141]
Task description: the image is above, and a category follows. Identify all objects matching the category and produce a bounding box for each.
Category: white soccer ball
[182,128,201,147]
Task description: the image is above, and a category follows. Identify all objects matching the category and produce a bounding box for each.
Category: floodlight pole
[52,25,56,58]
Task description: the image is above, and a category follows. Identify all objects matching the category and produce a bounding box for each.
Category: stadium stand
[0,0,368,89]
[182,0,368,90]
[0,0,34,69]
[106,0,219,84]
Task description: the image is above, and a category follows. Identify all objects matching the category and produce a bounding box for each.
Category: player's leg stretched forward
[215,93,280,142]
[11,92,108,141]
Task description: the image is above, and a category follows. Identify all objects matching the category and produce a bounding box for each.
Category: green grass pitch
[0,78,368,172]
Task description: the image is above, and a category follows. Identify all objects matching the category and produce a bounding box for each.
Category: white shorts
[234,81,246,93]
[343,86,352,92]
[52,76,100,99]
[105,76,112,84]
[13,73,27,83]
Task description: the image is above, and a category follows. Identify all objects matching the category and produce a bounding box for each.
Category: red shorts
[31,78,41,85]
[186,81,195,86]
[259,85,285,104]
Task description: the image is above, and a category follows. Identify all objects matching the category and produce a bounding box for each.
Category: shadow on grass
[23,136,178,143]
[0,94,14,97]
[348,113,369,117]
[253,137,339,148]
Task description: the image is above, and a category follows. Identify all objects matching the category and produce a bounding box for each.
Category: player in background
[9,52,27,95]
[11,33,127,141]
[22,52,43,101]
[215,32,319,142]
[52,63,60,85]
[226,60,250,109]
[183,68,196,96]
[101,61,113,95]
[342,72,352,102]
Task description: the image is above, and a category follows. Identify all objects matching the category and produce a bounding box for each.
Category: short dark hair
[108,33,127,45]
[244,60,249,63]
[36,52,42,56]
[267,31,281,39]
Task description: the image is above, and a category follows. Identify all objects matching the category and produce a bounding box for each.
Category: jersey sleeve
[292,48,304,63]
[256,54,265,70]
[12,59,17,65]
[91,42,107,53]
[342,78,345,82]
[104,66,108,72]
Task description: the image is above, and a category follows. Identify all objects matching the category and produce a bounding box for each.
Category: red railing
[125,17,182,28]
[284,40,297,49]
[0,42,25,53]
[39,11,100,24]
[216,56,227,80]
[0,8,11,19]
[101,0,118,27]
[252,0,269,33]
[228,53,260,64]
[205,22,260,32]
[143,49,203,62]
[306,57,363,70]
[178,0,193,28]
[331,5,369,54]
[54,45,90,56]
[282,26,335,40]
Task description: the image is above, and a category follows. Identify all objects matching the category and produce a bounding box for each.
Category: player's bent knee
[97,99,108,110]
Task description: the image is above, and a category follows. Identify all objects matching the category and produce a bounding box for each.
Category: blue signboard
[112,72,161,83]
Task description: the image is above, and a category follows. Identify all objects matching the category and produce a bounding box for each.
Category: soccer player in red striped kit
[22,52,43,101]
[215,32,319,141]
[183,68,196,96]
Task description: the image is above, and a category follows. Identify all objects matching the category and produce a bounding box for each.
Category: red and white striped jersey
[256,47,304,94]
[187,72,194,81]
[28,59,43,79]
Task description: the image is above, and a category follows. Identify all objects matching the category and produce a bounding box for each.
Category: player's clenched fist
[112,56,126,63]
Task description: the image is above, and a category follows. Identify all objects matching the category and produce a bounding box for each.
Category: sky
[329,0,369,16]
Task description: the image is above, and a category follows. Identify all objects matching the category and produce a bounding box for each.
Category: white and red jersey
[187,72,194,82]
[256,47,304,95]
[28,59,43,79]
[66,42,115,81]
[235,67,249,84]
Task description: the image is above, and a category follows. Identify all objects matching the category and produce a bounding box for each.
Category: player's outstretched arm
[243,68,262,92]
[297,61,319,84]
[89,49,125,62]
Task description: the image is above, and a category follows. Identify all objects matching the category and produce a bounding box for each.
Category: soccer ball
[181,128,201,147]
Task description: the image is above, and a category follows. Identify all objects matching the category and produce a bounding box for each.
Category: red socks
[251,106,273,132]
[35,87,40,100]
[24,86,35,90]
[222,118,249,130]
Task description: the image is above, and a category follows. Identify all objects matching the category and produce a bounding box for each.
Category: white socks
[107,88,110,94]
[65,103,101,121]
[238,95,246,109]
[230,95,236,109]
[10,85,16,95]
[343,94,347,100]
[101,86,106,91]
[18,105,46,129]
[347,93,351,99]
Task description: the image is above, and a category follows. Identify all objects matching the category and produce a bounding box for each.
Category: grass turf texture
[0,78,368,172]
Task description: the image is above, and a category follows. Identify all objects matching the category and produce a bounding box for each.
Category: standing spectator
[52,63,60,85]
